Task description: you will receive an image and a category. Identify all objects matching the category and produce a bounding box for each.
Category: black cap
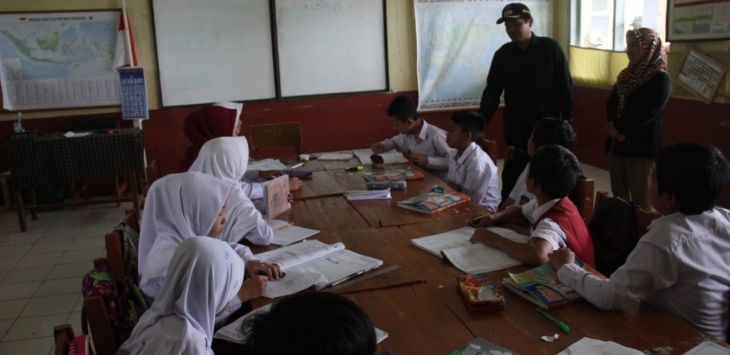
[496,3,531,24]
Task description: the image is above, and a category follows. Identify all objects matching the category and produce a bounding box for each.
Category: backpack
[81,264,149,345]
[588,195,640,276]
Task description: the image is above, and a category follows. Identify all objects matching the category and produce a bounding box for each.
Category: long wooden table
[254,161,703,354]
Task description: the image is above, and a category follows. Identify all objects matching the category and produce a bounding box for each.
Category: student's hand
[606,122,620,140]
[289,177,302,191]
[472,214,498,228]
[246,260,284,280]
[259,170,283,180]
[549,248,575,271]
[407,153,429,167]
[371,142,385,154]
[238,275,268,301]
[469,228,502,248]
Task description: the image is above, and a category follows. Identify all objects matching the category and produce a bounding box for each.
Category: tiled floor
[0,201,131,355]
[0,163,611,355]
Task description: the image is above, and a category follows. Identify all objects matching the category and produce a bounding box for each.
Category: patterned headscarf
[615,28,667,117]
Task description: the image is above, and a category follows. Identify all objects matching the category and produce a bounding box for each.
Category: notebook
[410,226,527,274]
[317,152,354,160]
[396,192,469,215]
[247,158,289,171]
[448,337,520,355]
[362,169,424,182]
[266,219,320,246]
[214,303,388,345]
[344,189,392,201]
[256,240,383,296]
[557,337,642,355]
[502,262,604,310]
[353,148,409,165]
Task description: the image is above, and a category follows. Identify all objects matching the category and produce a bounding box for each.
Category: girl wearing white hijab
[118,237,247,355]
[189,137,283,280]
[139,171,235,298]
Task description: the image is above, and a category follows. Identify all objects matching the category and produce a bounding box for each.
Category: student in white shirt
[501,117,576,209]
[139,172,269,303]
[444,111,500,211]
[371,95,453,175]
[471,145,594,266]
[119,237,262,355]
[550,143,730,341]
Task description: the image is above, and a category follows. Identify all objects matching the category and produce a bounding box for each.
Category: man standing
[480,3,573,199]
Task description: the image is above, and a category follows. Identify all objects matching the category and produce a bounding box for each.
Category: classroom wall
[1,0,729,206]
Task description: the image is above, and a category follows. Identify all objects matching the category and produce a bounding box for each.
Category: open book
[397,192,469,215]
[503,262,604,310]
[263,175,290,219]
[256,240,383,297]
[410,226,528,274]
[214,303,388,345]
[344,189,391,201]
[362,169,424,182]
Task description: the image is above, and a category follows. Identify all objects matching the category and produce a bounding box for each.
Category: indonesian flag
[113,10,137,68]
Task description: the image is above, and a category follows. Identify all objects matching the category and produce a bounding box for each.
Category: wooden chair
[570,176,595,223]
[249,122,302,159]
[594,191,659,239]
[53,324,75,355]
[122,208,140,235]
[476,137,498,160]
[82,296,118,355]
[105,231,126,285]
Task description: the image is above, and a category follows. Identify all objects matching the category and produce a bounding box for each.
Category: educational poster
[0,11,121,110]
[677,48,727,103]
[118,67,148,120]
[668,0,730,41]
[414,0,553,112]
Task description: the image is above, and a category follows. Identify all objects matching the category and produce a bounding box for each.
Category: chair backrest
[53,324,74,355]
[249,122,302,159]
[105,231,126,285]
[569,176,595,223]
[83,296,118,355]
[476,137,498,160]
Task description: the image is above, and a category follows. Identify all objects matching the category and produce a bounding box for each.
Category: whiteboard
[153,0,276,106]
[275,0,387,97]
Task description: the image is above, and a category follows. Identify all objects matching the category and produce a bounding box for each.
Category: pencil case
[367,181,407,190]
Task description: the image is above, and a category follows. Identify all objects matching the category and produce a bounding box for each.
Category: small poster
[677,48,727,104]
[118,66,148,120]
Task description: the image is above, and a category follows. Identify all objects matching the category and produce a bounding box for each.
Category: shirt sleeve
[614,73,671,135]
[425,130,452,170]
[553,42,573,121]
[528,218,565,251]
[521,199,539,223]
[462,160,495,209]
[380,134,404,152]
[556,241,678,310]
[243,222,274,246]
[479,48,505,126]
[233,243,258,263]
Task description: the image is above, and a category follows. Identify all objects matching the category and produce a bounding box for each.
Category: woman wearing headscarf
[118,237,253,355]
[179,102,243,171]
[605,28,671,210]
[189,136,282,279]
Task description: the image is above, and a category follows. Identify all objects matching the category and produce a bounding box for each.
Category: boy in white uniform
[550,143,730,341]
[371,95,453,176]
[444,111,500,212]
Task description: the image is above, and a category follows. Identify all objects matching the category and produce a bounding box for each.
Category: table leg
[14,189,27,232]
[130,171,141,217]
[29,189,37,220]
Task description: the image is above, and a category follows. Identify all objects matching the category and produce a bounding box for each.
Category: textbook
[266,219,320,246]
[447,337,520,355]
[396,192,469,215]
[362,169,424,182]
[262,175,290,219]
[502,262,604,310]
[410,226,527,274]
[256,240,383,296]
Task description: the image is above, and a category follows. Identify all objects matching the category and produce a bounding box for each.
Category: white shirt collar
[416,119,429,142]
[454,142,479,165]
[531,198,562,223]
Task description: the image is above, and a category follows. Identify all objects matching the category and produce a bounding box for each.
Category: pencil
[536,308,571,333]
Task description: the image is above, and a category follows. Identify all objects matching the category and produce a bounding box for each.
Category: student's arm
[614,73,671,134]
[471,229,553,265]
[375,134,403,153]
[243,221,274,246]
[240,181,265,200]
[462,162,500,211]
[552,242,677,310]
[424,131,453,170]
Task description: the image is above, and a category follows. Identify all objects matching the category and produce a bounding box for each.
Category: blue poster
[118,67,148,120]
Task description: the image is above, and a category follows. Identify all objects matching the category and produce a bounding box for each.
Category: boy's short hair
[655,143,729,215]
[450,111,485,143]
[387,95,417,122]
[528,144,581,199]
[531,117,576,149]
[244,292,376,355]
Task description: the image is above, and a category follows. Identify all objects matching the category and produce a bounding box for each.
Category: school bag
[588,194,641,276]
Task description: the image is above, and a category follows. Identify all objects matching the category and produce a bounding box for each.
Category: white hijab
[118,237,244,355]
[189,137,268,246]
[139,172,234,298]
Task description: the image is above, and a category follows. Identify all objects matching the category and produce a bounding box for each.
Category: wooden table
[252,163,703,354]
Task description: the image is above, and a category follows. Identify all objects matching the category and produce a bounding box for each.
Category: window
[571,0,668,51]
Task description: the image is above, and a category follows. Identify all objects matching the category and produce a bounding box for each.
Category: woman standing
[606,28,671,210]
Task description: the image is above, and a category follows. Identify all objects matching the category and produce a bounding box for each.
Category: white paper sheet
[683,341,730,355]
[410,226,528,257]
[557,337,643,355]
[263,267,326,299]
[271,225,321,246]
[248,158,289,171]
[317,152,354,160]
[344,189,392,201]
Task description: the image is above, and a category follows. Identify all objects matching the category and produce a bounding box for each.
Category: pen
[535,308,571,333]
[469,213,491,227]
[289,162,304,169]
